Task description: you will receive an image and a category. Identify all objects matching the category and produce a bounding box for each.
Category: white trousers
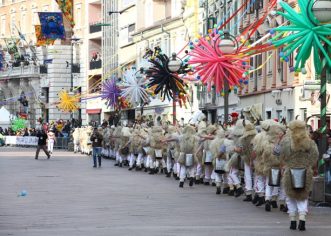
[204,165,212,181]
[211,170,216,181]
[196,163,203,178]
[74,143,80,153]
[254,175,266,194]
[115,151,122,163]
[179,165,196,182]
[214,172,227,187]
[265,176,279,200]
[136,153,144,166]
[166,155,173,173]
[48,140,54,153]
[244,163,253,193]
[146,155,154,168]
[129,154,137,167]
[155,158,166,169]
[228,167,240,186]
[286,198,308,216]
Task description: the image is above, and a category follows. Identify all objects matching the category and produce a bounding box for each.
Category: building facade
[0,0,87,127]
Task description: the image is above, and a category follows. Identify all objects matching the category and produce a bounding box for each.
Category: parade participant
[210,127,226,194]
[262,122,286,212]
[145,126,165,174]
[237,120,257,201]
[90,127,103,168]
[280,120,318,231]
[113,126,123,166]
[119,126,131,167]
[230,112,239,126]
[72,128,80,153]
[251,120,273,206]
[201,125,218,185]
[35,129,51,160]
[195,119,206,184]
[165,125,179,177]
[47,128,56,154]
[128,127,143,171]
[226,120,245,197]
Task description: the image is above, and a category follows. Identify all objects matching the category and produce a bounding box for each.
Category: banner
[35,25,55,46]
[4,136,38,146]
[38,12,66,40]
[0,51,3,71]
[55,0,75,27]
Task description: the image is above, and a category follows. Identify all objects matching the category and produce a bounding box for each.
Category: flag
[38,12,66,40]
[35,25,55,46]
[55,0,75,27]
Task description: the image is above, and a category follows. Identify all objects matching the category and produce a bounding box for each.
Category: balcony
[72,64,80,73]
[89,23,102,34]
[89,60,102,70]
[0,64,40,78]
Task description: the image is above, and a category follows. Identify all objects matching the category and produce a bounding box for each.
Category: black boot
[255,197,265,206]
[149,169,155,175]
[163,168,167,175]
[252,194,259,204]
[222,187,230,194]
[119,163,123,167]
[265,200,271,212]
[175,176,180,180]
[235,187,244,197]
[189,178,194,187]
[280,204,288,213]
[195,178,200,185]
[216,187,221,195]
[298,220,306,231]
[128,167,133,171]
[179,181,184,188]
[144,167,148,172]
[204,182,210,186]
[228,189,235,196]
[155,168,159,174]
[271,200,278,209]
[114,163,119,166]
[166,172,171,177]
[290,221,297,230]
[173,173,177,179]
[212,182,216,187]
[243,194,252,202]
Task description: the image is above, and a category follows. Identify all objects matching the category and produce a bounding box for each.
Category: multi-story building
[0,0,86,127]
[238,0,331,129]
[126,0,200,124]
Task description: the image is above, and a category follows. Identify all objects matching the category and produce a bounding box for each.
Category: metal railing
[0,65,40,78]
[54,137,70,150]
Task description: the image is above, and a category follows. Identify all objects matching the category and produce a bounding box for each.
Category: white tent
[0,107,11,128]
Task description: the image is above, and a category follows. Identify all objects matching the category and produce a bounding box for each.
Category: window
[276,110,282,121]
[128,24,135,43]
[20,12,26,33]
[10,15,16,35]
[287,109,294,121]
[301,108,307,121]
[267,51,272,74]
[0,16,6,37]
[257,53,262,76]
[144,0,153,27]
[75,4,82,29]
[266,111,272,119]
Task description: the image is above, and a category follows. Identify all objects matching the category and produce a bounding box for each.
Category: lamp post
[167,52,183,125]
[216,30,238,126]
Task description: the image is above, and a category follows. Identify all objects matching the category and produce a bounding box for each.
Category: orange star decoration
[57,90,80,112]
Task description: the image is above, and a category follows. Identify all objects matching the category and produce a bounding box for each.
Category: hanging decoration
[35,25,55,46]
[188,31,250,93]
[55,0,75,27]
[38,12,66,39]
[144,49,186,101]
[101,78,121,109]
[11,118,27,132]
[271,0,331,74]
[57,90,80,112]
[120,69,150,104]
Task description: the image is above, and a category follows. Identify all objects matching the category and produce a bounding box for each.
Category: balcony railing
[40,65,48,74]
[0,65,40,78]
[89,60,102,70]
[89,23,102,34]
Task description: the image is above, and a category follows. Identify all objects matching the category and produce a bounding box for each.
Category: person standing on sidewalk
[90,127,103,168]
[35,129,50,160]
[47,129,56,154]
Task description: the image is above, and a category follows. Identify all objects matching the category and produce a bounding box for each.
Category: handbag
[290,168,306,189]
[268,168,281,186]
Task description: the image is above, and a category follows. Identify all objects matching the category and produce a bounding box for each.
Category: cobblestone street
[0,147,331,236]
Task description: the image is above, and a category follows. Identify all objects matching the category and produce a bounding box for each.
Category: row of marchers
[72,117,318,231]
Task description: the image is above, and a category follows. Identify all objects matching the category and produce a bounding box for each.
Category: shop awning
[86,109,101,114]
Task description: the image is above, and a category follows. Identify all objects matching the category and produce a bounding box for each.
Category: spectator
[23,128,29,137]
[90,127,103,168]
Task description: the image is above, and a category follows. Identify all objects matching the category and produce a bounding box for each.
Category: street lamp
[215,30,238,126]
[167,53,182,125]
